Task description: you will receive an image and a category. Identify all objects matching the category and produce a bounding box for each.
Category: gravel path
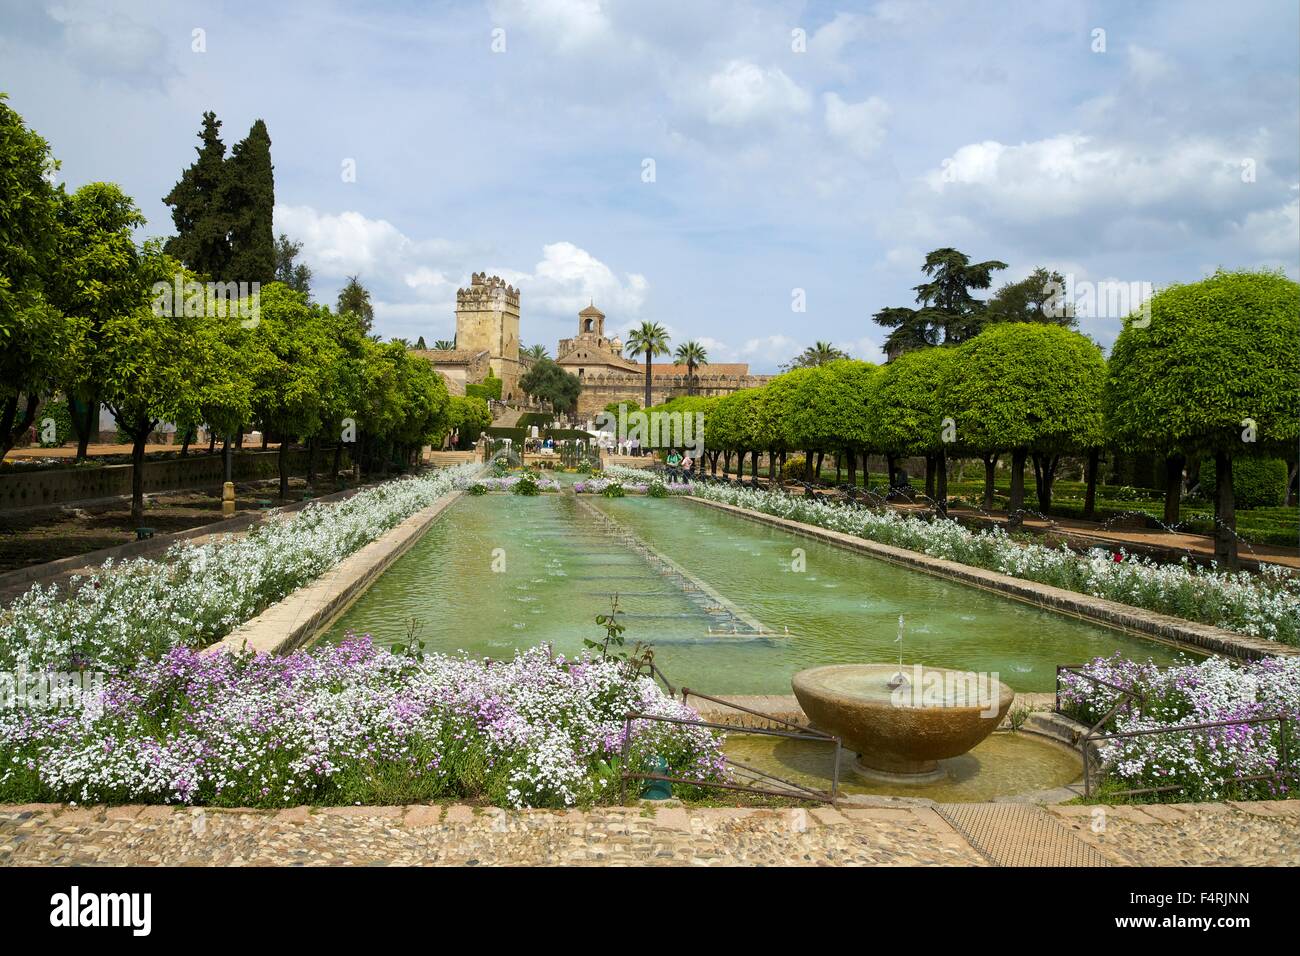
[2,801,1296,867]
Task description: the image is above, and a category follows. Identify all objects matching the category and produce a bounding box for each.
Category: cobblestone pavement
[2,800,1297,866]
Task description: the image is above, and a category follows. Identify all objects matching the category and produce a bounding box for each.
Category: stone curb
[10,800,1295,823]
[202,489,464,657]
[683,495,1295,661]
[0,482,375,604]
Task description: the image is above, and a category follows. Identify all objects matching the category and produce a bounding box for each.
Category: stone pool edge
[202,488,465,657]
[682,495,1295,662]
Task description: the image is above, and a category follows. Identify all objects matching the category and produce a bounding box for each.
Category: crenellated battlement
[457,272,520,310]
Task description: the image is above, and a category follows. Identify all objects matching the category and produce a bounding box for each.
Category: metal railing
[618,688,843,804]
[1055,664,1298,801]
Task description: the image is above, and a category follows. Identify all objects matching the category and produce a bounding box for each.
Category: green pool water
[321,491,1188,694]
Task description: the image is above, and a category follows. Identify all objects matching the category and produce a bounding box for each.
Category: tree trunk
[768,449,777,483]
[751,450,758,481]
[924,454,936,499]
[847,448,857,487]
[208,432,217,455]
[860,454,869,494]
[1213,451,1238,568]
[1031,453,1059,514]
[1083,448,1099,521]
[982,452,999,511]
[307,436,319,487]
[76,399,95,459]
[333,441,344,486]
[180,430,191,457]
[278,439,290,499]
[1162,453,1184,526]
[0,392,41,460]
[644,357,653,410]
[887,454,897,491]
[814,450,825,484]
[834,453,841,484]
[261,431,269,450]
[1287,461,1299,507]
[223,437,233,484]
[130,424,150,522]
[1009,449,1027,520]
[935,452,948,517]
[723,450,733,477]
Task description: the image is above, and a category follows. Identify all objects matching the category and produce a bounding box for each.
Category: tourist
[681,455,693,483]
[666,449,682,481]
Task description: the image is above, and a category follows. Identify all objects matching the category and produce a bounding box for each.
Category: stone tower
[455,273,521,401]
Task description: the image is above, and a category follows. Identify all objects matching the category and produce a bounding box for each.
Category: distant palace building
[416,274,769,416]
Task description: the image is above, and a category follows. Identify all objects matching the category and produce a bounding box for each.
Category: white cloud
[924,133,1258,221]
[1127,44,1174,84]
[275,205,460,288]
[504,242,649,318]
[824,92,890,159]
[702,60,811,127]
[1234,191,1300,261]
[741,334,800,364]
[487,0,610,53]
[45,3,168,79]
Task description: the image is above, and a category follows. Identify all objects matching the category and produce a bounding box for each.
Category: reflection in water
[322,491,1188,694]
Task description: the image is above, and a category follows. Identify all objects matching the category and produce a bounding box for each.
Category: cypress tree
[162,111,232,278]
[224,119,276,285]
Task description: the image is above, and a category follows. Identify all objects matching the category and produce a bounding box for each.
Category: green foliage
[781,456,809,480]
[872,247,1008,350]
[983,267,1077,328]
[511,471,541,495]
[0,94,70,456]
[162,111,232,279]
[223,119,275,285]
[1200,457,1288,509]
[465,374,502,402]
[945,324,1105,453]
[336,275,374,334]
[518,358,580,414]
[867,346,957,455]
[1106,270,1300,458]
[625,321,670,406]
[600,481,626,498]
[273,233,312,296]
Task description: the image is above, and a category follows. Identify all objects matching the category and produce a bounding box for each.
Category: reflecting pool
[321,491,1189,694]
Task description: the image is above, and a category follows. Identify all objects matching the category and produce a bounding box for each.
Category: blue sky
[3,0,1297,371]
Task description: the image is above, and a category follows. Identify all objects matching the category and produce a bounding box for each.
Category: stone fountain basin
[792,664,1014,778]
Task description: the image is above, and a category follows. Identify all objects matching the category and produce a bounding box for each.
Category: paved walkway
[2,800,1296,866]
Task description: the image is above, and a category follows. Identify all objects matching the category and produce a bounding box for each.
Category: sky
[2,0,1297,372]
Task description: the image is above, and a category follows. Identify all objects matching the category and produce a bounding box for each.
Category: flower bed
[1059,654,1300,801]
[0,638,727,809]
[688,483,1300,645]
[458,473,562,494]
[0,464,479,673]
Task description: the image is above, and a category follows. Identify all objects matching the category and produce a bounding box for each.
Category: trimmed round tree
[1106,270,1300,565]
[867,346,957,508]
[945,323,1105,518]
[793,360,877,487]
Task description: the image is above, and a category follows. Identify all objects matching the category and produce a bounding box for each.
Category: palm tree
[674,341,709,394]
[625,322,670,409]
[522,343,549,360]
[787,340,848,370]
[432,339,455,350]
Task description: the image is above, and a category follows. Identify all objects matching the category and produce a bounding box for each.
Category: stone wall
[0,448,341,510]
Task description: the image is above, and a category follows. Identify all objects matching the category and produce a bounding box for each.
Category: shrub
[781,456,810,481]
[1199,457,1288,509]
